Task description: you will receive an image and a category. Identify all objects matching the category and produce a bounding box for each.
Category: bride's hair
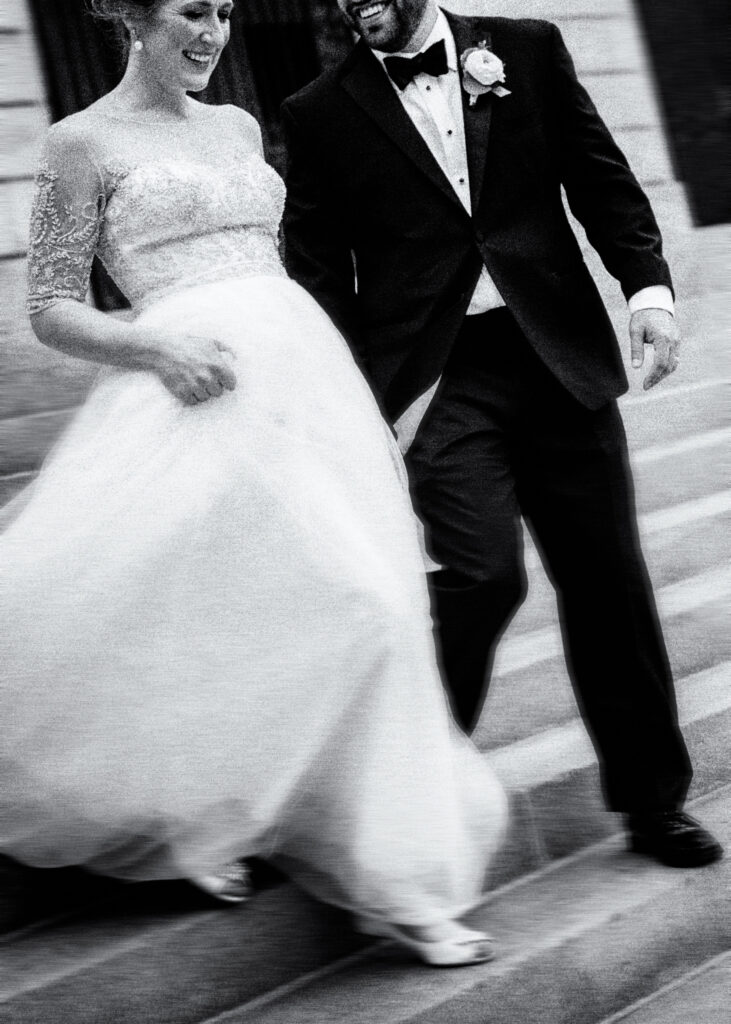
[88,0,159,57]
[89,0,159,21]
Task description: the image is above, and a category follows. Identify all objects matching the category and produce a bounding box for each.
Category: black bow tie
[384,39,449,91]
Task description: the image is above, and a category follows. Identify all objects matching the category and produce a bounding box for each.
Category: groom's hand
[629,308,680,391]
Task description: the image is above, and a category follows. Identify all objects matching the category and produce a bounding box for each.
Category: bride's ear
[125,21,142,49]
[119,10,143,45]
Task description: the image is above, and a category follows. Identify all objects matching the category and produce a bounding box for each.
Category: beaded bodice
[27,102,287,315]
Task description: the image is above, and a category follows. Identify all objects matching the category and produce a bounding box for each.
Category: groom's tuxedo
[281,11,692,814]
[281,12,671,421]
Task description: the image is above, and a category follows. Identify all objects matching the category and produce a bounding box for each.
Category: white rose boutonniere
[460,42,511,106]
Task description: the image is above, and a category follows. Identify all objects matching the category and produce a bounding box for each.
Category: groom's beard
[339,0,431,53]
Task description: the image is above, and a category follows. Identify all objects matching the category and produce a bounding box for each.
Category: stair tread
[486,660,731,784]
[602,952,731,1024]
[2,664,728,1018]
[0,882,362,1024]
[475,582,730,751]
[214,789,731,1024]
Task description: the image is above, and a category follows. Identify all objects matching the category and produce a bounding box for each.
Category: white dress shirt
[373,9,674,318]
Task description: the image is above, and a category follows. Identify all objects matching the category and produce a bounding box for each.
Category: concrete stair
[597,951,731,1024]
[1,791,727,1024]
[0,880,364,1024]
[211,792,731,1024]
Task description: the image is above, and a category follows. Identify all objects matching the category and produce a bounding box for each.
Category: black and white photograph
[0,0,728,1021]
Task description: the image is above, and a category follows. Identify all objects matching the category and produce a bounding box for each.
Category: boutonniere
[460,41,511,106]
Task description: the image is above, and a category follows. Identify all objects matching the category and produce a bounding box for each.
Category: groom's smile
[341,0,394,40]
[337,0,431,53]
[356,2,389,22]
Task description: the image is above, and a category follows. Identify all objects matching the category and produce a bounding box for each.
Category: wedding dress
[0,102,506,926]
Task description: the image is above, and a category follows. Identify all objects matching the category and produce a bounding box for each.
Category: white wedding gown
[0,103,506,926]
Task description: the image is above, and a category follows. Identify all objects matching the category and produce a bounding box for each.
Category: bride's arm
[32,301,236,406]
[27,123,235,404]
[32,299,168,373]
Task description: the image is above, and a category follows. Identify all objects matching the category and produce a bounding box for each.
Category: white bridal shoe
[356,914,495,967]
[190,861,252,904]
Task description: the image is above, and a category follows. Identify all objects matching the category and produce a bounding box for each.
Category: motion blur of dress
[0,102,507,926]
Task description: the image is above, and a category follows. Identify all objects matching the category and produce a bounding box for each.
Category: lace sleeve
[26,124,107,316]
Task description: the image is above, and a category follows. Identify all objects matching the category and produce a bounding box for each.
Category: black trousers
[407,309,692,813]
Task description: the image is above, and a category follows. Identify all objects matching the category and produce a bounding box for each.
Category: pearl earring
[133,38,143,52]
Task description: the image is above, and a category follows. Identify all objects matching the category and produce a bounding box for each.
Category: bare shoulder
[37,108,106,168]
[217,103,263,145]
[43,108,97,145]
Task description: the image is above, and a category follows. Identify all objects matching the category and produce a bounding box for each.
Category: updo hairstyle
[89,0,159,24]
[88,0,159,55]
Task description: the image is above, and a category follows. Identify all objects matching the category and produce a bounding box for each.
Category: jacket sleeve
[547,23,673,299]
[280,99,363,354]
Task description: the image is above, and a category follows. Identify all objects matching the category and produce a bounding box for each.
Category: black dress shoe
[627,811,724,867]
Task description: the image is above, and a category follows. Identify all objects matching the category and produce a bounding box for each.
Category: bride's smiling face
[131,1,233,92]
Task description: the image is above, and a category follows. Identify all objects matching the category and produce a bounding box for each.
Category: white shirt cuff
[628,285,675,317]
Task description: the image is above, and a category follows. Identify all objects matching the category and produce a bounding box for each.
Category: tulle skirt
[0,276,507,925]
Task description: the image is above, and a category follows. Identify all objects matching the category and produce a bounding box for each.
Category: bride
[0,0,507,966]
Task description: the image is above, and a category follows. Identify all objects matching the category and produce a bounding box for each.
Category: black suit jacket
[281,12,673,420]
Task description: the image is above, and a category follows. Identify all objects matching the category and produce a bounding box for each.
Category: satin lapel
[443,12,493,214]
[340,41,465,213]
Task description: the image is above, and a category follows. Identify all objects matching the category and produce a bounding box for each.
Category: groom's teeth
[357,2,387,20]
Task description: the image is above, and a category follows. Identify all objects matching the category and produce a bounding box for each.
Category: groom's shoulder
[453,13,558,67]
[450,10,556,48]
[282,46,362,115]
[475,14,555,43]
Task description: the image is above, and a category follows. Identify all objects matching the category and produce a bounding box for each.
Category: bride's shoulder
[213,103,263,148]
[43,108,92,140]
[38,108,104,166]
[214,102,259,127]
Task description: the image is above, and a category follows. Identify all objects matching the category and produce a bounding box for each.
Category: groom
[281,0,722,867]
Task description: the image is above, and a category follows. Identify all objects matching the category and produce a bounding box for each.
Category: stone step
[0,469,32,510]
[2,745,727,1024]
[0,367,93,423]
[0,31,43,106]
[0,177,35,258]
[573,180,694,307]
[610,126,674,188]
[619,380,726,451]
[0,105,47,180]
[0,880,363,1024]
[597,951,731,1024]
[447,1,635,26]
[0,260,96,424]
[514,488,731,638]
[0,407,77,474]
[486,661,731,873]
[682,225,731,298]
[483,552,724,688]
[477,568,730,751]
[0,0,32,33]
[555,17,648,77]
[200,788,731,1024]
